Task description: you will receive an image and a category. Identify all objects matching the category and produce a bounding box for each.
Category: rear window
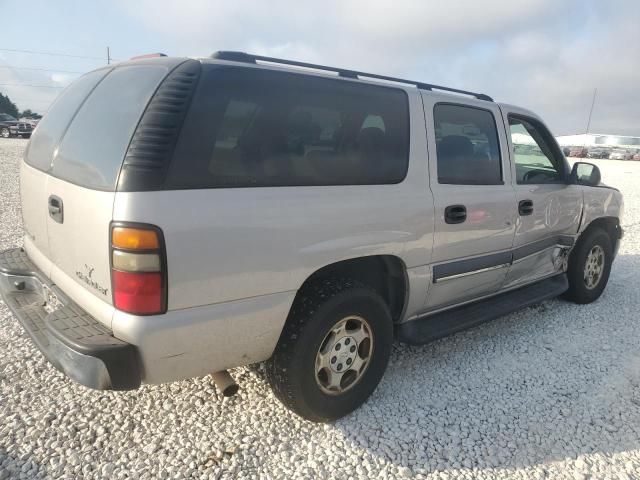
[52,65,169,190]
[25,68,110,171]
[434,103,502,185]
[166,66,410,188]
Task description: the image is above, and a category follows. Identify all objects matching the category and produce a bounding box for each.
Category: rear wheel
[266,278,392,422]
[0,127,10,138]
[564,228,613,304]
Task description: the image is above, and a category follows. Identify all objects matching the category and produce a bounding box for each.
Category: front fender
[579,186,623,234]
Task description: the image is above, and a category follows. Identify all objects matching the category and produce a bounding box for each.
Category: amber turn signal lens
[112,227,160,250]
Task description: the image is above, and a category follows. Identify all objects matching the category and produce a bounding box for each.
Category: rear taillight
[110,224,166,315]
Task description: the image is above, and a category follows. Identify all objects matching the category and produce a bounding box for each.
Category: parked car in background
[20,118,40,128]
[609,149,633,160]
[587,147,610,159]
[633,151,640,161]
[0,52,625,422]
[562,146,571,157]
[0,113,33,138]
[569,147,588,158]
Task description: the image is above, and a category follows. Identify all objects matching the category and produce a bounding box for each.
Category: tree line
[0,92,42,119]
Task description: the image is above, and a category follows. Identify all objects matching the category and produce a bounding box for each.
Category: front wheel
[0,127,10,139]
[564,228,613,304]
[266,278,392,422]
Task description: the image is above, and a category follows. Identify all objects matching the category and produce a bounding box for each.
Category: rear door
[46,65,170,311]
[421,95,517,311]
[500,107,583,288]
[23,64,170,321]
[22,68,111,277]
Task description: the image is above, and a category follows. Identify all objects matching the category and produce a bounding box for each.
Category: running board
[397,274,569,345]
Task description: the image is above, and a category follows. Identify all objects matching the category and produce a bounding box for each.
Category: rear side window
[52,65,169,190]
[166,66,409,188]
[25,68,110,171]
[434,104,502,185]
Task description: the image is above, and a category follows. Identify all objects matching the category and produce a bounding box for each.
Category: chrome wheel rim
[584,245,605,290]
[315,315,373,395]
[0,128,9,138]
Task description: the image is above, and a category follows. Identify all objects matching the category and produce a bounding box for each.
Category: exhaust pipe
[211,370,239,397]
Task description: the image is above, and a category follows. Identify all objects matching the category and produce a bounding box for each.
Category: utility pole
[106,46,111,65]
[585,88,597,135]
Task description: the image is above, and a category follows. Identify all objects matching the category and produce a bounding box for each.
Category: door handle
[519,199,534,216]
[48,195,64,223]
[444,205,467,224]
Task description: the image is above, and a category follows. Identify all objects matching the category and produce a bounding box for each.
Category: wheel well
[581,216,620,249]
[297,256,408,322]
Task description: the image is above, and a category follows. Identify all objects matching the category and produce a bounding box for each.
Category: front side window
[433,104,502,185]
[166,66,410,188]
[509,116,564,184]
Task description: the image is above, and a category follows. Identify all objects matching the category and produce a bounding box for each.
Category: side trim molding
[432,235,575,283]
[512,235,574,261]
[433,251,512,282]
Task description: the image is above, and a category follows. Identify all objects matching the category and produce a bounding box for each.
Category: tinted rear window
[25,68,110,171]
[434,103,502,185]
[52,65,169,190]
[166,66,410,188]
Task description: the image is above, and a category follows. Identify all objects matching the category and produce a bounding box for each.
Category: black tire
[563,228,612,304]
[266,278,392,422]
[0,127,10,139]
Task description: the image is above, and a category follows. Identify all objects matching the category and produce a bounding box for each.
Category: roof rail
[211,51,493,102]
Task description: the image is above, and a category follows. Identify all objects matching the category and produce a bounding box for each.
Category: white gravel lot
[1,137,640,480]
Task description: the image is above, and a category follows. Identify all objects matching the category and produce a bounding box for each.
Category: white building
[556,133,640,148]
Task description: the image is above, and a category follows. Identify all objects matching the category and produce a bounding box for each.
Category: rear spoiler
[129,53,168,60]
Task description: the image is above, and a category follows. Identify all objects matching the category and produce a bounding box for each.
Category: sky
[1,0,639,136]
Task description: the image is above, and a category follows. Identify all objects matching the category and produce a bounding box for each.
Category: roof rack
[211,51,493,102]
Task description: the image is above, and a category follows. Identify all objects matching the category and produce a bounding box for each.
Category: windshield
[0,113,17,121]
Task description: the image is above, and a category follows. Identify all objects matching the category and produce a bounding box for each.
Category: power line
[0,83,65,89]
[0,47,105,60]
[8,100,52,105]
[0,48,120,62]
[0,65,83,74]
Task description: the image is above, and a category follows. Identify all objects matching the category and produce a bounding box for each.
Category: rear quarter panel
[112,89,434,314]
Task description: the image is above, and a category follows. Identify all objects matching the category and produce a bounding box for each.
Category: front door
[421,95,517,311]
[500,107,583,289]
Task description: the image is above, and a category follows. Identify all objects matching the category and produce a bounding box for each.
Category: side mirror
[570,162,601,186]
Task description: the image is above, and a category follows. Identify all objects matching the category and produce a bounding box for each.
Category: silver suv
[0,52,624,422]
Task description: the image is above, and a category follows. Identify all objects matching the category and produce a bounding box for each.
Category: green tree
[0,92,20,118]
[21,109,42,119]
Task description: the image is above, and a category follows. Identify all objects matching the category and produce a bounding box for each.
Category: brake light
[110,224,166,315]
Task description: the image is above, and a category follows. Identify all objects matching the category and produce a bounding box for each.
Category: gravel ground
[1,137,640,480]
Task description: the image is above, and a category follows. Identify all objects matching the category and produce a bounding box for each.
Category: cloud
[3,0,638,135]
[115,0,639,136]
[0,62,62,115]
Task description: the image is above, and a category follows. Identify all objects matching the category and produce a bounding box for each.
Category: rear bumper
[0,247,140,390]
